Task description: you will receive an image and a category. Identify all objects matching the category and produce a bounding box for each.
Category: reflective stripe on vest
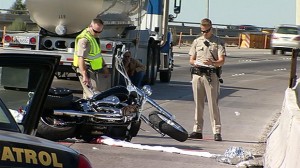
[73,28,103,70]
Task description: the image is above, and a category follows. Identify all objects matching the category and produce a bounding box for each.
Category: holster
[215,67,222,78]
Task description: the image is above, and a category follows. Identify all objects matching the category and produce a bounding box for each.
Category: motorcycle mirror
[174,0,181,14]
[142,85,152,96]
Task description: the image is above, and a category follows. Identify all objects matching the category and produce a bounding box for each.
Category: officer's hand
[203,59,213,66]
[82,74,91,86]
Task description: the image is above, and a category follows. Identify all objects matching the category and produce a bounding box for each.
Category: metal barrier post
[238,33,242,49]
[289,48,298,88]
[264,34,268,49]
[2,26,6,45]
[178,32,182,48]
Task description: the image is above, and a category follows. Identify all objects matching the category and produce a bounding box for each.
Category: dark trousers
[120,71,145,88]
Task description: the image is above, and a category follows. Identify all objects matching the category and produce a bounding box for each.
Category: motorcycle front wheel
[149,111,188,142]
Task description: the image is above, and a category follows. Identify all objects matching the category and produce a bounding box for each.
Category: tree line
[3,0,28,31]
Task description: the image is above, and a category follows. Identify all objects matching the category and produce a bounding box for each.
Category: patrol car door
[0,53,61,135]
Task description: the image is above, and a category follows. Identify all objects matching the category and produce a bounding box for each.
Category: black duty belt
[190,66,224,83]
[191,66,217,75]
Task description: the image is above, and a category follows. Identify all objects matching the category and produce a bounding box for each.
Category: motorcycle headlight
[142,85,152,96]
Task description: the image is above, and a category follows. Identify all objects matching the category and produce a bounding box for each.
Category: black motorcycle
[36,45,188,142]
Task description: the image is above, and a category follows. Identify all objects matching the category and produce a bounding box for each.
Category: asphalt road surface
[48,46,295,168]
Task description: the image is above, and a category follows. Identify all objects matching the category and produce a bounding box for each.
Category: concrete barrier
[264,80,300,167]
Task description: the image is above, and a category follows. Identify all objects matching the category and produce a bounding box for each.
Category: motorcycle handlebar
[114,45,175,120]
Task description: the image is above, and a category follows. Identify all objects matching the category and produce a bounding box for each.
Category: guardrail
[169,21,274,48]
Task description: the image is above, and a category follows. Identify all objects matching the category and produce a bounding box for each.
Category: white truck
[3,0,181,85]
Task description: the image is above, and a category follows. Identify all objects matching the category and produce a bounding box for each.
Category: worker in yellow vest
[73,18,110,98]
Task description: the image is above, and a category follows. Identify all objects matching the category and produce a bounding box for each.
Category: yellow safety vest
[73,28,103,70]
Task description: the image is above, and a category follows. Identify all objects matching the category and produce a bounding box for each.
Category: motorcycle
[35,44,188,142]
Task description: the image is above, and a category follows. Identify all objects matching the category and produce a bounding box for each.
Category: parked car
[0,53,92,168]
[270,24,300,55]
[238,25,261,32]
[227,24,261,32]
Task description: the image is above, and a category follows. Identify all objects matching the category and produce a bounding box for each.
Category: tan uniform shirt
[189,35,226,67]
[76,38,90,58]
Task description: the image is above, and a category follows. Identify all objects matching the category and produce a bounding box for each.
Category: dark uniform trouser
[192,73,221,134]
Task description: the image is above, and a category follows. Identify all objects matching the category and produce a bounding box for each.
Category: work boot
[214,134,222,141]
[188,132,203,139]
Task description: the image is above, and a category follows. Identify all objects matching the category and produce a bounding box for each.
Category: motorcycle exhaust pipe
[53,109,124,119]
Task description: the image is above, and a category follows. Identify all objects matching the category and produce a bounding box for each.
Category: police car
[0,53,92,168]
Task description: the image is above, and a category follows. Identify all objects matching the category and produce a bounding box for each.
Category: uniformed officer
[188,18,226,141]
[73,18,110,98]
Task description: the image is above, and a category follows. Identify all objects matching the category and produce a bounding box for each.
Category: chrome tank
[26,0,147,35]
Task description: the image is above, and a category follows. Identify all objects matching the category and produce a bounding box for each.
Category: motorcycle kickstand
[140,115,166,137]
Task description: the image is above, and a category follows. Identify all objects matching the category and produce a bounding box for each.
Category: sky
[1,0,296,28]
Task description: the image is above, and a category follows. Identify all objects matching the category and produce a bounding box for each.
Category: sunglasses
[201,27,212,33]
[92,28,103,34]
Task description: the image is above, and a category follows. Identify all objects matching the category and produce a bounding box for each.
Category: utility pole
[297,0,300,24]
[206,0,210,18]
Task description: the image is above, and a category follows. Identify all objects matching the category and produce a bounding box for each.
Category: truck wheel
[149,111,188,142]
[145,40,159,85]
[271,48,277,55]
[160,70,171,83]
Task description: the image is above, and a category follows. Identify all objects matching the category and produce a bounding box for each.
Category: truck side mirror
[174,0,181,14]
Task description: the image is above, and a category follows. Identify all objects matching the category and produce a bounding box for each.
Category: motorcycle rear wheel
[36,109,77,141]
[149,111,188,142]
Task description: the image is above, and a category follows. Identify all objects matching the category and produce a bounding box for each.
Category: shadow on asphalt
[65,81,259,103]
[220,85,259,99]
[150,81,259,101]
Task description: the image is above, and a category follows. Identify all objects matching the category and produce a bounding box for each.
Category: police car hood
[0,130,77,154]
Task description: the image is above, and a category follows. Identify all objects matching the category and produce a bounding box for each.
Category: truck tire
[160,70,171,83]
[149,111,188,142]
[145,40,159,85]
[36,109,76,141]
[271,48,277,55]
[159,47,173,83]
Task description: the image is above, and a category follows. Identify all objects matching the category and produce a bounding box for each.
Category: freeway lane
[0,46,287,167]
[0,46,290,167]
[61,47,294,168]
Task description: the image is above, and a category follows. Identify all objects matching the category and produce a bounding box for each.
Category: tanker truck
[3,0,182,85]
